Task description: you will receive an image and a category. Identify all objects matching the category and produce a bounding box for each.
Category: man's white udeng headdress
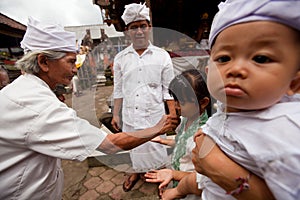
[121,3,150,25]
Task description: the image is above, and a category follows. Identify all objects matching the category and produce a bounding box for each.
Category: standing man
[111,3,176,192]
[0,17,179,200]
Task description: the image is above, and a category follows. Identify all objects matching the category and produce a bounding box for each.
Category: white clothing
[198,97,300,200]
[21,17,76,53]
[123,124,168,172]
[209,0,300,49]
[197,174,234,200]
[113,42,174,171]
[177,131,195,172]
[72,75,80,94]
[114,43,174,129]
[121,3,150,25]
[0,74,106,200]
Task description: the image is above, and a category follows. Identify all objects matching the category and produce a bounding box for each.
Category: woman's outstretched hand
[155,115,180,135]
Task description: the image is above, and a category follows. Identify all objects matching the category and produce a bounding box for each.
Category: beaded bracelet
[226,173,251,195]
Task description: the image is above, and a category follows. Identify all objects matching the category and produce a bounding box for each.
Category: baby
[194,0,300,199]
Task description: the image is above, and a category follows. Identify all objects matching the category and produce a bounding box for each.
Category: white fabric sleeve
[113,56,123,99]
[27,102,106,161]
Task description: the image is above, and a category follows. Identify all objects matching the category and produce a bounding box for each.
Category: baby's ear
[205,65,209,75]
[287,71,300,95]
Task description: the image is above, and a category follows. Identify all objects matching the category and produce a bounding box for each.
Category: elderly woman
[0,17,178,200]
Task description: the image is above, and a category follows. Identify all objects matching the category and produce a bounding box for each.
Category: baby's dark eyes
[213,55,272,64]
[215,56,231,63]
[253,55,272,63]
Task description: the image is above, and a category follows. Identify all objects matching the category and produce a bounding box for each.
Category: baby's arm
[193,130,275,200]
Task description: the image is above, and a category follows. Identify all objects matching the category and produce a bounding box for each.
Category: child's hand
[151,136,175,147]
[151,136,162,143]
[145,169,173,189]
[160,187,186,200]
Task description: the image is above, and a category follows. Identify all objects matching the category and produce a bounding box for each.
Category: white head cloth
[209,0,300,49]
[121,3,150,25]
[21,17,77,53]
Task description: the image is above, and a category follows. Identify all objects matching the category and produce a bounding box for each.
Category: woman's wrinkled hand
[192,128,220,176]
[156,114,180,135]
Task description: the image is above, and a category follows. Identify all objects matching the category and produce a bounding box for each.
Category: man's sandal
[122,174,140,192]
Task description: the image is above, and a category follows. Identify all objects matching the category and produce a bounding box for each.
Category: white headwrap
[21,17,77,53]
[209,0,300,49]
[121,3,150,25]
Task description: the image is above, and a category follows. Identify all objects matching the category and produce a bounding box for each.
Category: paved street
[62,85,160,200]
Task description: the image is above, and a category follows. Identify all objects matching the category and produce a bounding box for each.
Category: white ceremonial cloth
[0,74,106,200]
[121,3,150,25]
[122,124,168,172]
[209,0,300,48]
[21,17,77,53]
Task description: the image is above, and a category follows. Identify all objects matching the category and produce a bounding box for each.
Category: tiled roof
[0,13,26,31]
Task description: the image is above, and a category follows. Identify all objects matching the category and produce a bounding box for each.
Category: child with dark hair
[145,69,211,199]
